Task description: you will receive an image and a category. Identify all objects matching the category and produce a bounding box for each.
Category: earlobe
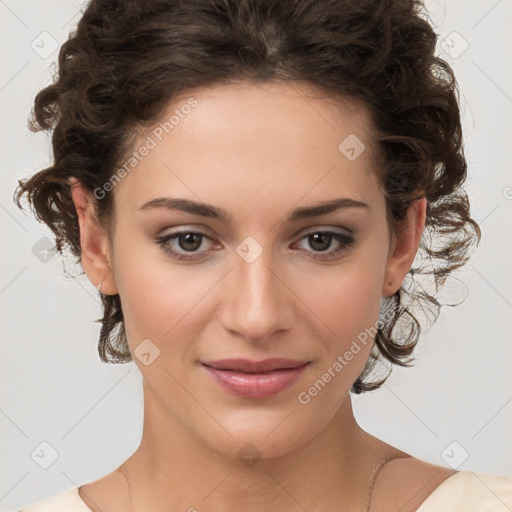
[382,197,426,298]
[69,177,118,295]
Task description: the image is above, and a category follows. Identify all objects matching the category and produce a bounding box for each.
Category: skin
[69,80,455,511]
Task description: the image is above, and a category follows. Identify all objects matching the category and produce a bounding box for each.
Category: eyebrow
[139,196,369,223]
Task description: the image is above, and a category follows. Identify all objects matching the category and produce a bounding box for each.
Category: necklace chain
[366,457,393,511]
[118,456,395,512]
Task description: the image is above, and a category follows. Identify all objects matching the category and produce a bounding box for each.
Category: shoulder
[372,457,512,512]
[417,470,512,511]
[17,487,91,512]
[370,456,457,511]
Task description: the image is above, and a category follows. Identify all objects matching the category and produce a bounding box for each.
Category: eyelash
[155,229,355,262]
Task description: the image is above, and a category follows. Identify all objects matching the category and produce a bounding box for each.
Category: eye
[156,231,217,261]
[294,230,355,260]
[155,228,355,262]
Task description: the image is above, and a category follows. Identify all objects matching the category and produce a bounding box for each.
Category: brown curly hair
[14,0,481,393]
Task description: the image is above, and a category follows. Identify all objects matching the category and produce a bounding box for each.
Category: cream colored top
[17,470,512,511]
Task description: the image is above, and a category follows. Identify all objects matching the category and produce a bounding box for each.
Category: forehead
[151,79,376,152]
[112,79,382,219]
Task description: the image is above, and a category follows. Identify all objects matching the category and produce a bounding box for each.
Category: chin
[196,409,322,463]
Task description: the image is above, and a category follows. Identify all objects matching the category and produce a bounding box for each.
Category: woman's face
[85,80,423,458]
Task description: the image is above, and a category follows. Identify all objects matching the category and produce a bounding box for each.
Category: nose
[219,247,295,342]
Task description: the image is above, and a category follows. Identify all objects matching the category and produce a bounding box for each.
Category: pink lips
[201,358,310,398]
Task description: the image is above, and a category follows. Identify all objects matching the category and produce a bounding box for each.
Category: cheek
[300,257,386,344]
[112,238,212,350]
[291,265,385,401]
[112,224,388,362]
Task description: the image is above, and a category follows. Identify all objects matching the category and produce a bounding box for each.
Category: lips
[201,358,310,373]
[201,358,311,398]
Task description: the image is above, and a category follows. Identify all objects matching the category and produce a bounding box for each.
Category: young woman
[14,0,512,510]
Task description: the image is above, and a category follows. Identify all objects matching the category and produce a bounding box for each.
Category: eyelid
[158,225,353,244]
[158,224,216,238]
[155,225,356,264]
[298,225,353,237]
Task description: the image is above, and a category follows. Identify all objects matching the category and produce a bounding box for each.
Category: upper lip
[201,358,310,373]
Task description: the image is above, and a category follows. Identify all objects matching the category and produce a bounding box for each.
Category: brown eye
[156,231,215,261]
[295,230,355,260]
[177,233,203,251]
[308,232,334,252]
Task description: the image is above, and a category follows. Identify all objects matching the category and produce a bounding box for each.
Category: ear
[69,177,118,295]
[382,196,426,297]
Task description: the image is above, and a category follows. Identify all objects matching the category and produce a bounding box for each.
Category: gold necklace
[117,456,395,512]
[366,458,393,511]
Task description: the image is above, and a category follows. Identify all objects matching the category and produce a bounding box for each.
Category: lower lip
[202,363,309,398]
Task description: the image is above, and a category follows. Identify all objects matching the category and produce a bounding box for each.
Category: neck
[119,385,399,512]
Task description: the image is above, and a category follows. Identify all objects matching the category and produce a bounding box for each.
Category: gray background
[1,0,511,510]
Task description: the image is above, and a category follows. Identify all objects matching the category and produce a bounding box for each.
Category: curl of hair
[14,0,481,392]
